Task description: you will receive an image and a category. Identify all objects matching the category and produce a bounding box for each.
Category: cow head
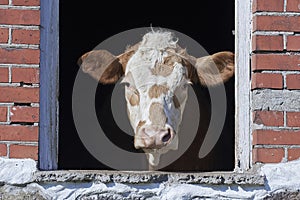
[78,31,234,167]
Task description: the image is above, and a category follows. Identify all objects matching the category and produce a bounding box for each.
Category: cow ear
[78,47,138,84]
[77,50,124,84]
[193,51,234,86]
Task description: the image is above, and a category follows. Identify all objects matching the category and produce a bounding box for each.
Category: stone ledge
[34,170,265,185]
[2,159,300,199]
[252,89,300,111]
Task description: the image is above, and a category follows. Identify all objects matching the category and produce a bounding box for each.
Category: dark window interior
[59,1,235,171]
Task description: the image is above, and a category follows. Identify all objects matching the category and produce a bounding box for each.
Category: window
[40,0,251,172]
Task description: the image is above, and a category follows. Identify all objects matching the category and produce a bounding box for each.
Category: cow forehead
[126,49,187,91]
[124,31,188,91]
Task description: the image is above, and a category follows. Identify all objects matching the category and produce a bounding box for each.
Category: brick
[0,107,7,122]
[252,35,283,51]
[287,74,300,90]
[9,144,38,160]
[0,144,7,156]
[287,112,300,127]
[10,106,39,123]
[12,29,40,45]
[252,73,283,89]
[253,111,284,126]
[0,125,38,141]
[251,54,300,71]
[0,49,40,64]
[253,129,300,145]
[0,67,9,82]
[0,28,9,43]
[12,0,40,6]
[287,35,300,51]
[0,9,40,25]
[253,148,285,163]
[12,68,39,83]
[0,87,39,103]
[288,148,300,161]
[253,0,284,12]
[286,0,300,12]
[253,15,300,32]
[0,0,8,5]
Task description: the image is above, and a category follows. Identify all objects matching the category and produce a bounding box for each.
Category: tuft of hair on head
[140,29,178,50]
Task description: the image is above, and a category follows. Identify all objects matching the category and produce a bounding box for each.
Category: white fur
[124,31,189,167]
[139,31,177,50]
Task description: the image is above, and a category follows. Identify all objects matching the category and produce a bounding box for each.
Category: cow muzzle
[134,125,174,149]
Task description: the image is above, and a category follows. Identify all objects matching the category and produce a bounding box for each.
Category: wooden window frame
[39,0,59,170]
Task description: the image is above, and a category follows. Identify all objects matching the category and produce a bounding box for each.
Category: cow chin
[143,135,178,167]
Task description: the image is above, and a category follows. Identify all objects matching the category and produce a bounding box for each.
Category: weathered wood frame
[39,0,59,170]
[39,0,252,171]
[235,0,252,171]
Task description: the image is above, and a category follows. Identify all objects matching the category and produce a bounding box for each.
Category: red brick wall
[0,0,299,166]
[252,0,300,164]
[0,0,40,160]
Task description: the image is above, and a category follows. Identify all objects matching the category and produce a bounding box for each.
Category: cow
[77,30,234,169]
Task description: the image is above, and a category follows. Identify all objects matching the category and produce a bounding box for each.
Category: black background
[59,1,235,170]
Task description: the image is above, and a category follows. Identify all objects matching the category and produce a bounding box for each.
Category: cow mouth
[143,132,179,168]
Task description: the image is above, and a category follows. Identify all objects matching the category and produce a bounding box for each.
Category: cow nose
[134,127,173,149]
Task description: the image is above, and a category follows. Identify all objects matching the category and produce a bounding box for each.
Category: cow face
[78,31,234,167]
[122,49,190,166]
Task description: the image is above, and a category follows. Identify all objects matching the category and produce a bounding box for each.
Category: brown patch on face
[173,95,180,109]
[126,89,140,106]
[167,48,199,84]
[164,54,182,66]
[151,55,182,77]
[148,84,169,99]
[149,102,167,127]
[151,63,174,77]
[136,120,146,133]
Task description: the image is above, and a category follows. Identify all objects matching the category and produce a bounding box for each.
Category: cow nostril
[161,129,172,143]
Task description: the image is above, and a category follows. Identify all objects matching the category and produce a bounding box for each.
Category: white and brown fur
[78,30,234,168]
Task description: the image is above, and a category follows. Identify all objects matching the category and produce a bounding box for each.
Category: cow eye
[122,80,136,92]
[126,85,139,94]
[131,87,139,95]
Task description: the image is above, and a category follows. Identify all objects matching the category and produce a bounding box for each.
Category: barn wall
[0,0,300,199]
[251,0,300,164]
[0,0,39,160]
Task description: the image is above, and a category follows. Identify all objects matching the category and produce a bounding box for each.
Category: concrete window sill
[34,170,265,185]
